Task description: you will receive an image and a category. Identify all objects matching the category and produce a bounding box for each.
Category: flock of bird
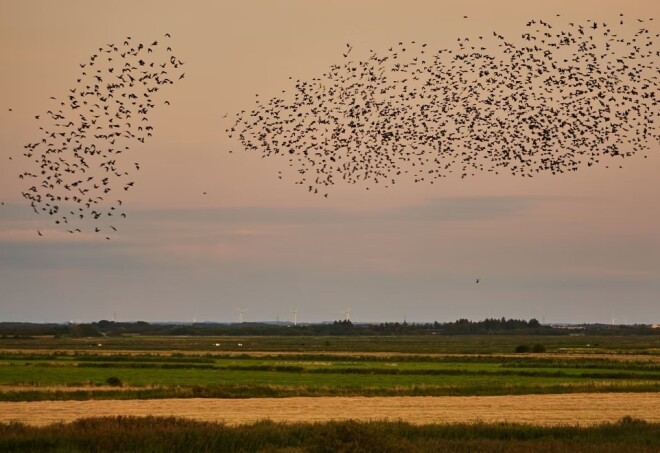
[14,35,184,237]
[10,16,659,237]
[228,16,658,196]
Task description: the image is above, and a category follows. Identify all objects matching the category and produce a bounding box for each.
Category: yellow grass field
[2,393,658,427]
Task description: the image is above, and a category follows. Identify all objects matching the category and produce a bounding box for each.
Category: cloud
[0,195,556,272]
[1,195,553,236]
[379,196,548,222]
[0,228,102,243]
[128,195,550,226]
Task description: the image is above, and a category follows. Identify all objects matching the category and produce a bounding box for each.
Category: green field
[2,333,659,353]
[1,335,658,400]
[1,334,658,451]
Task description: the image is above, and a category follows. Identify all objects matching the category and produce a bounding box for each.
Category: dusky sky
[1,1,658,324]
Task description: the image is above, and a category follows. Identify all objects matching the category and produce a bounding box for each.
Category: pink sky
[0,1,658,324]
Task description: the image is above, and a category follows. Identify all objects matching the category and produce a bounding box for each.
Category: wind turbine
[291,308,298,326]
[236,308,248,323]
[341,307,352,322]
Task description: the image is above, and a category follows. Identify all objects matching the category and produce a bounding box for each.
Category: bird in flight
[226,16,658,198]
[17,33,185,238]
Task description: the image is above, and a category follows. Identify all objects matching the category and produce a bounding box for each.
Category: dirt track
[1,393,658,426]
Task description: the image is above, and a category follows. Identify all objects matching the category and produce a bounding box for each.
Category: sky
[0,0,658,324]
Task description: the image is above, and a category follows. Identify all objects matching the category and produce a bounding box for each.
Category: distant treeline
[0,318,657,338]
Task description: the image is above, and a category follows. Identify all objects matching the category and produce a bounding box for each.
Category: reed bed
[1,416,657,453]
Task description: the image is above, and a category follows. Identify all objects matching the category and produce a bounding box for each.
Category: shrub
[531,344,546,353]
[515,345,531,353]
[105,376,123,387]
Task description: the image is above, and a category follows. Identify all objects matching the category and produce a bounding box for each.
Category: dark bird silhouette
[19,35,185,238]
[343,43,353,58]
[226,16,659,198]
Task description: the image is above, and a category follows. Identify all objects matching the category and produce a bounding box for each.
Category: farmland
[0,334,658,400]
[0,333,658,451]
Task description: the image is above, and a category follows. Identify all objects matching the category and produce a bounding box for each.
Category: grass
[1,335,658,450]
[2,334,659,354]
[0,416,657,452]
[1,360,657,383]
[3,381,660,401]
[0,338,658,400]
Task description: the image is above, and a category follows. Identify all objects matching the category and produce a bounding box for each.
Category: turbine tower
[291,308,298,326]
[342,307,352,322]
[236,307,248,323]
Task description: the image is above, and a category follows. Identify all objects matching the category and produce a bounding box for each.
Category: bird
[19,34,185,238]
[343,43,353,58]
[226,16,659,199]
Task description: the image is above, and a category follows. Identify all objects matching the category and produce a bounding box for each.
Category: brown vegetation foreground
[1,392,657,427]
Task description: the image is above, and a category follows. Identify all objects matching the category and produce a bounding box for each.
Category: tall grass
[0,416,657,453]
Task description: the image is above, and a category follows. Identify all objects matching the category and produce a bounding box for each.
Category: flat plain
[0,333,658,451]
[1,334,658,403]
[1,393,658,427]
